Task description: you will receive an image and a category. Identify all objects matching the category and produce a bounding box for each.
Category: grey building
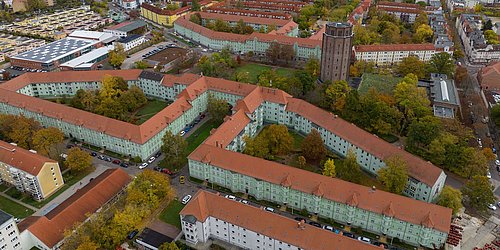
[419,74,461,119]
[320,22,353,83]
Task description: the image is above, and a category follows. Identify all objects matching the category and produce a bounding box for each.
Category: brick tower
[319,22,353,83]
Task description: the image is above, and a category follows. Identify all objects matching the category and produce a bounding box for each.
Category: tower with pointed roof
[319,22,353,83]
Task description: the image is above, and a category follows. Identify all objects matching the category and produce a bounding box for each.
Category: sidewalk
[34,164,110,216]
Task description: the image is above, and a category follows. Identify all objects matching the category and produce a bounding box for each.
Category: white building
[180,190,382,250]
[353,43,451,65]
[103,20,147,38]
[0,210,21,250]
[116,34,146,51]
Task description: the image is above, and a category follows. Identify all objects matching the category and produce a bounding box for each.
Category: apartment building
[0,70,446,204]
[376,1,422,23]
[204,6,293,20]
[0,210,21,250]
[353,43,451,65]
[174,15,321,60]
[456,14,500,64]
[140,1,213,27]
[181,190,384,250]
[18,168,131,250]
[116,35,146,51]
[2,7,111,39]
[0,140,63,201]
[197,12,298,36]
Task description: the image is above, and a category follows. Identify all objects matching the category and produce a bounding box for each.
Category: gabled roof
[189,144,452,233]
[22,168,131,248]
[0,140,56,176]
[204,109,251,148]
[181,190,382,250]
[284,98,444,187]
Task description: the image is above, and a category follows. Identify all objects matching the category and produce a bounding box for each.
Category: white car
[357,236,371,243]
[487,171,492,179]
[224,195,236,200]
[240,199,249,204]
[181,195,192,205]
[488,204,497,211]
[180,131,186,136]
[495,160,500,166]
[139,162,148,169]
[265,207,275,212]
[147,156,156,164]
[323,225,334,231]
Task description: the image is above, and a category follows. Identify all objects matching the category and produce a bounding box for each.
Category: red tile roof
[204,109,251,148]
[189,144,452,233]
[141,1,212,16]
[204,7,292,20]
[479,62,500,91]
[181,190,384,250]
[105,21,133,30]
[285,98,443,187]
[354,43,437,52]
[377,6,422,14]
[198,11,294,27]
[0,140,56,176]
[21,168,131,248]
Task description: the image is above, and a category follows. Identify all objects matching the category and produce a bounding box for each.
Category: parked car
[180,131,186,136]
[120,162,129,168]
[161,168,173,175]
[127,229,139,239]
[309,221,321,228]
[139,162,148,169]
[240,199,248,204]
[181,195,192,204]
[487,171,492,179]
[154,166,162,172]
[112,159,121,165]
[265,207,275,212]
[357,236,371,243]
[179,175,185,184]
[154,151,162,158]
[342,232,355,238]
[200,114,206,119]
[90,152,97,157]
[104,157,112,162]
[224,195,236,200]
[147,156,156,164]
[97,155,105,160]
[60,153,68,160]
[323,225,334,231]
[496,159,500,166]
[488,203,497,211]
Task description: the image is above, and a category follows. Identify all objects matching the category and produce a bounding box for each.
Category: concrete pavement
[34,164,110,216]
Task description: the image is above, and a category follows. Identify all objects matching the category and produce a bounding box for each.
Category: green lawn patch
[23,170,91,208]
[186,119,222,154]
[0,196,34,218]
[0,184,9,192]
[235,63,271,83]
[5,188,23,199]
[275,67,296,78]
[159,200,185,229]
[358,73,402,95]
[132,99,170,124]
[290,130,304,150]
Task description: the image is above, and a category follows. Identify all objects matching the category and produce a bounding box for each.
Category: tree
[191,0,200,11]
[413,12,428,32]
[482,148,497,161]
[482,19,493,31]
[426,52,455,77]
[301,129,326,162]
[265,42,295,65]
[462,175,495,212]
[161,131,187,169]
[32,127,64,159]
[350,60,375,77]
[25,0,46,11]
[264,125,293,155]
[305,58,320,78]
[437,186,463,214]
[492,105,500,127]
[414,24,433,43]
[244,135,270,159]
[166,3,178,10]
[213,19,232,32]
[297,156,307,168]
[378,156,408,194]
[65,148,93,173]
[77,239,100,250]
[189,12,202,25]
[396,56,426,79]
[336,149,362,183]
[406,116,443,155]
[484,30,499,45]
[2,114,42,149]
[234,71,250,83]
[207,95,229,124]
[324,80,350,111]
[159,242,180,250]
[453,48,464,60]
[393,74,432,131]
[108,44,127,69]
[119,86,147,112]
[322,159,336,177]
[134,60,149,69]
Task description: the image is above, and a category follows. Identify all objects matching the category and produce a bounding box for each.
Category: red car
[161,168,173,175]
[112,159,121,165]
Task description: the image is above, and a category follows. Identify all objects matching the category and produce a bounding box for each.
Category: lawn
[186,119,222,154]
[290,130,305,150]
[132,99,170,124]
[159,200,185,229]
[234,63,296,83]
[0,196,34,218]
[0,184,8,192]
[22,170,91,209]
[358,73,402,95]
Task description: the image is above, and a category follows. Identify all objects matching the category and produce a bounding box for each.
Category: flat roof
[135,228,173,248]
[0,210,13,225]
[12,37,98,63]
[106,20,147,33]
[60,45,113,68]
